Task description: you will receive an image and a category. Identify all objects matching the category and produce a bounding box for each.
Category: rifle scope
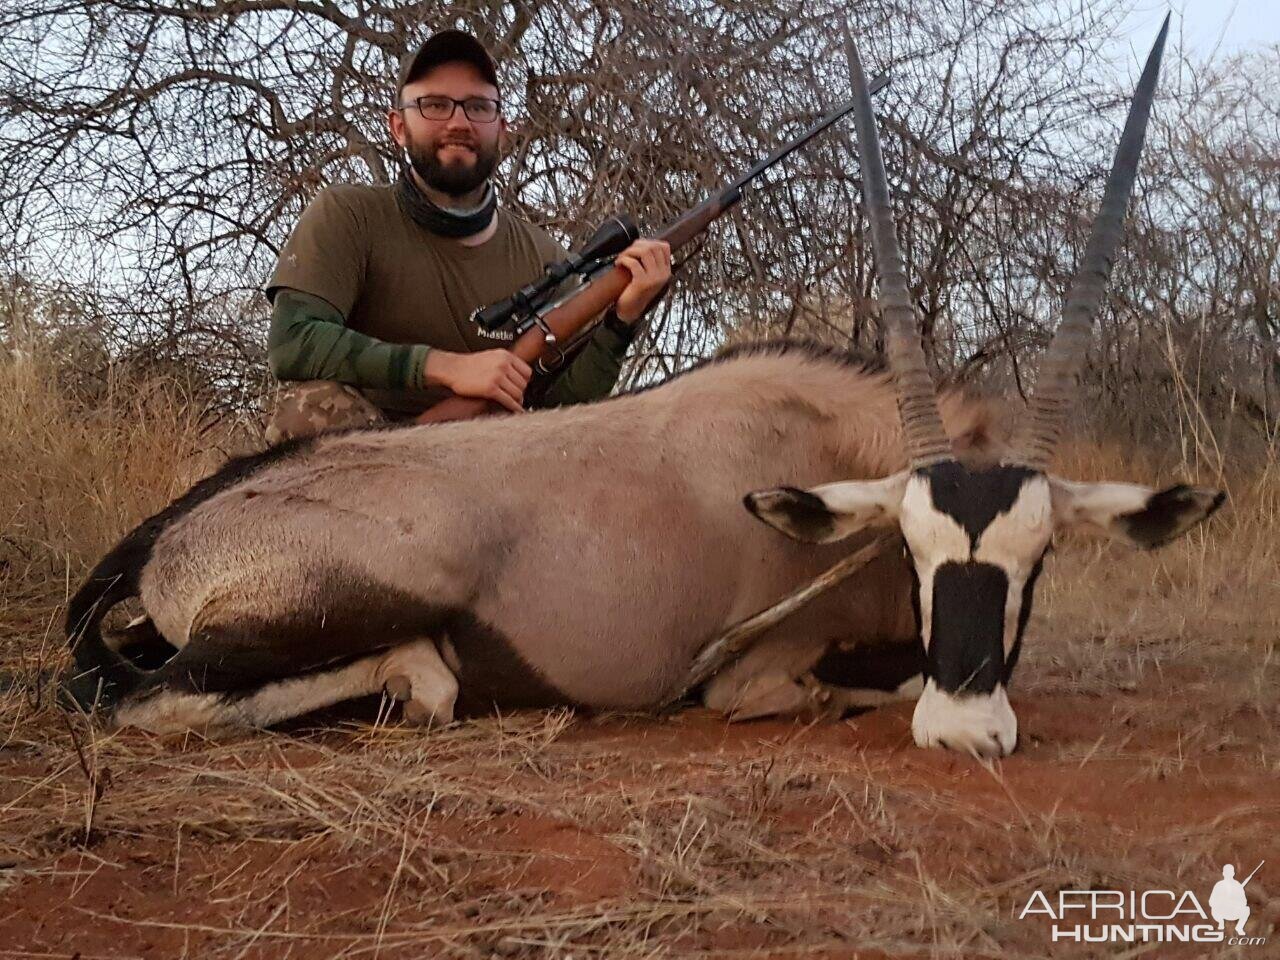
[472,214,639,331]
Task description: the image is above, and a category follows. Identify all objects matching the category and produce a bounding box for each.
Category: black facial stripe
[744,486,836,541]
[921,461,1039,550]
[1004,552,1046,685]
[927,561,1008,695]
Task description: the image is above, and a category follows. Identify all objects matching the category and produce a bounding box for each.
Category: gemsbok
[62,19,1221,756]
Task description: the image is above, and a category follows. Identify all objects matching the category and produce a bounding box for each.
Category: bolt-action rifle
[417,74,889,424]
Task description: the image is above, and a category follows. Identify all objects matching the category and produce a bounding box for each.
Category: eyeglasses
[400,95,501,123]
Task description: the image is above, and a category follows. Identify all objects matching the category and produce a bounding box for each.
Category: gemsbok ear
[744,472,910,543]
[1048,477,1225,549]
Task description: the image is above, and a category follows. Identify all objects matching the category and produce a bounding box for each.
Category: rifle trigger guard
[533,314,566,370]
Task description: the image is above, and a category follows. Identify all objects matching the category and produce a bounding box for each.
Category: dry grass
[0,333,228,605]
[1038,436,1279,712]
[1,336,1277,959]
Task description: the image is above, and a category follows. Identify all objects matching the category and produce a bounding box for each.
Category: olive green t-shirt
[266,182,632,413]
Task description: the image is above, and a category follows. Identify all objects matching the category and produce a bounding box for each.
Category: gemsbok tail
[63,523,155,710]
[62,435,317,712]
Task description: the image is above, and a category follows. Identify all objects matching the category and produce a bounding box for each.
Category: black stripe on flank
[122,566,569,720]
[447,614,571,718]
[927,561,1008,695]
[922,461,1038,550]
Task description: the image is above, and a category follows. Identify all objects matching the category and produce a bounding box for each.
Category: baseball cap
[396,29,500,98]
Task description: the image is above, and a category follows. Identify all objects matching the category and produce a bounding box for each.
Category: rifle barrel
[656,73,889,252]
[729,73,889,192]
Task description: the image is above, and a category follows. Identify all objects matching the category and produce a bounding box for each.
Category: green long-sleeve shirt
[267,288,635,409]
[265,182,637,413]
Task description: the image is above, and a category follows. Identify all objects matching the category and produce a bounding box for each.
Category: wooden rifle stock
[414,261,634,424]
[415,205,726,425]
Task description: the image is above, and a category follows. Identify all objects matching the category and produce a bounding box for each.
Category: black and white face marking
[744,462,1223,759]
[898,461,1052,757]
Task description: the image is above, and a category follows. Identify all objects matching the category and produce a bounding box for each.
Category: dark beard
[406,139,498,198]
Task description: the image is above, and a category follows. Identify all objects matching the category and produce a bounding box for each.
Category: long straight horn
[844,28,952,468]
[1014,15,1170,469]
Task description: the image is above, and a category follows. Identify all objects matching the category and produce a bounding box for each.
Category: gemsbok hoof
[402,698,443,726]
[383,675,413,702]
[382,674,437,725]
[384,674,449,726]
[378,640,459,727]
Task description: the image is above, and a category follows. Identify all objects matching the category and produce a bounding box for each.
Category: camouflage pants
[265,380,384,445]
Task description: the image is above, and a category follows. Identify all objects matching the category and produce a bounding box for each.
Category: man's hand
[424,349,531,413]
[614,238,672,323]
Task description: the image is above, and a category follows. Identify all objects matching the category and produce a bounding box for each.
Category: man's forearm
[267,289,429,391]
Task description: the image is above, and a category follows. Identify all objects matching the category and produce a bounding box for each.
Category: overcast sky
[1122,0,1280,55]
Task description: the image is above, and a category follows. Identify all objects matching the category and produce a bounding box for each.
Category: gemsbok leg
[111,638,455,733]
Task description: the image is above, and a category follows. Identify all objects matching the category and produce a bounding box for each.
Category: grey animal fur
[64,340,1001,732]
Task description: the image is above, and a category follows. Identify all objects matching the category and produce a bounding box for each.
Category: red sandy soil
[2,666,1276,959]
